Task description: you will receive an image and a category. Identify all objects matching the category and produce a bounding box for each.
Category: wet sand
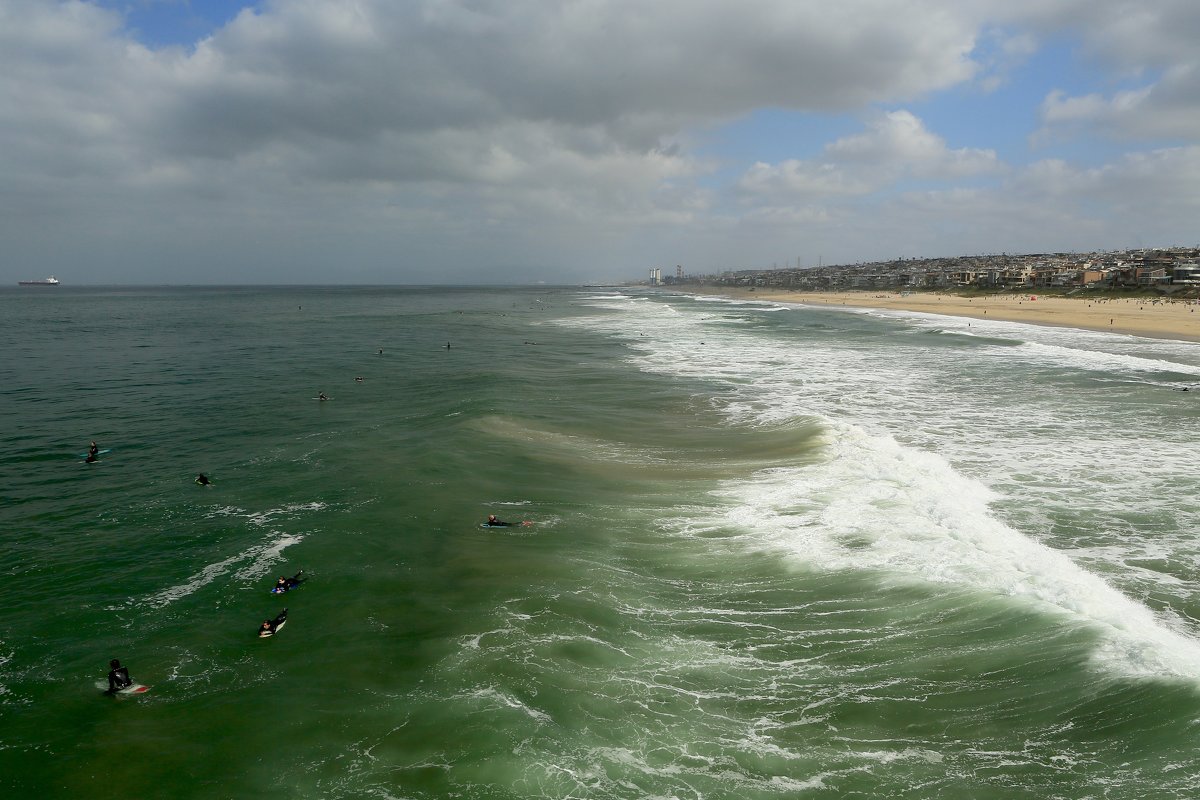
[683,287,1200,343]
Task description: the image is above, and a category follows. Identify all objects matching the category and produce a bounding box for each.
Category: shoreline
[677,287,1200,343]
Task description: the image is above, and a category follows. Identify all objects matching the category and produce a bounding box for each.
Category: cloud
[0,0,1198,283]
[1039,63,1200,141]
[737,111,1001,201]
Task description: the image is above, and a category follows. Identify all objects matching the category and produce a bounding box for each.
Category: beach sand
[683,287,1200,343]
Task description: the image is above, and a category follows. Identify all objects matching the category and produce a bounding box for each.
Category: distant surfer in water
[88,441,99,458]
[485,515,531,527]
[195,473,211,486]
[106,659,133,694]
[318,392,329,401]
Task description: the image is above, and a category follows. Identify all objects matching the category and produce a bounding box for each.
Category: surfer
[273,570,303,593]
[106,659,133,693]
[88,441,99,458]
[485,515,532,528]
[354,376,364,383]
[195,473,211,486]
[259,609,288,637]
[318,392,329,401]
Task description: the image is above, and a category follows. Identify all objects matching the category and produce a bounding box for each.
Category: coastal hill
[658,247,1200,294]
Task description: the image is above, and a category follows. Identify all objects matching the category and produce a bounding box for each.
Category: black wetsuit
[260,609,288,636]
[274,571,303,593]
[108,666,132,693]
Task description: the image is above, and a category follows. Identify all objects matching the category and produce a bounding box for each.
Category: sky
[2,1,1199,285]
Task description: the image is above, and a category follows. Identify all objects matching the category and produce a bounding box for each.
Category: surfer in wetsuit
[273,570,303,593]
[196,473,211,486]
[259,609,288,637]
[88,441,99,458]
[486,515,531,527]
[107,659,132,693]
[318,392,329,401]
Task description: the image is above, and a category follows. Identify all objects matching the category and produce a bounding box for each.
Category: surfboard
[78,449,111,458]
[97,680,149,695]
[480,523,512,528]
[312,397,332,401]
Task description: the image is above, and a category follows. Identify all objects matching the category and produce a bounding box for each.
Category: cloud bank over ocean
[2,1,1199,284]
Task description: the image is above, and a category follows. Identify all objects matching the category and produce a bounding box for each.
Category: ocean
[3,285,1200,799]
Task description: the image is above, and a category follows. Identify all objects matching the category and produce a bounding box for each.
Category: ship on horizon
[17,275,60,286]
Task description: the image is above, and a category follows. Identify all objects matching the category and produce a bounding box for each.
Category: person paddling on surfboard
[107,659,133,694]
[485,515,532,528]
[272,570,303,593]
[259,609,288,637]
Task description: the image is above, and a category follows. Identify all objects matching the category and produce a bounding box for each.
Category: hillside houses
[673,248,1200,293]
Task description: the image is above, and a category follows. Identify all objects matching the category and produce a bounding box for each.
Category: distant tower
[676,265,683,280]
[649,268,662,285]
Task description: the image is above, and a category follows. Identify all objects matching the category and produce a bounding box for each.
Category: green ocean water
[3,285,1200,798]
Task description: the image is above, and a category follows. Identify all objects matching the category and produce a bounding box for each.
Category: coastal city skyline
[2,1,1199,286]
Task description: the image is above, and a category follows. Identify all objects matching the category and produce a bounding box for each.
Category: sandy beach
[683,287,1200,343]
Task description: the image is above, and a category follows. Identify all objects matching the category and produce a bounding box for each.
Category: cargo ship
[18,276,60,286]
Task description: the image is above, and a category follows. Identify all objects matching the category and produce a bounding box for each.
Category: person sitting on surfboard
[318,392,329,401]
[195,473,211,486]
[107,659,133,693]
[88,441,99,458]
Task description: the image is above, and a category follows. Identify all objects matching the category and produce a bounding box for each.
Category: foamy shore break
[679,286,1200,343]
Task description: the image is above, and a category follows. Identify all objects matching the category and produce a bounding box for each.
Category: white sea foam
[0,647,11,698]
[144,531,304,608]
[711,421,1200,678]
[464,687,554,724]
[564,290,1200,680]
